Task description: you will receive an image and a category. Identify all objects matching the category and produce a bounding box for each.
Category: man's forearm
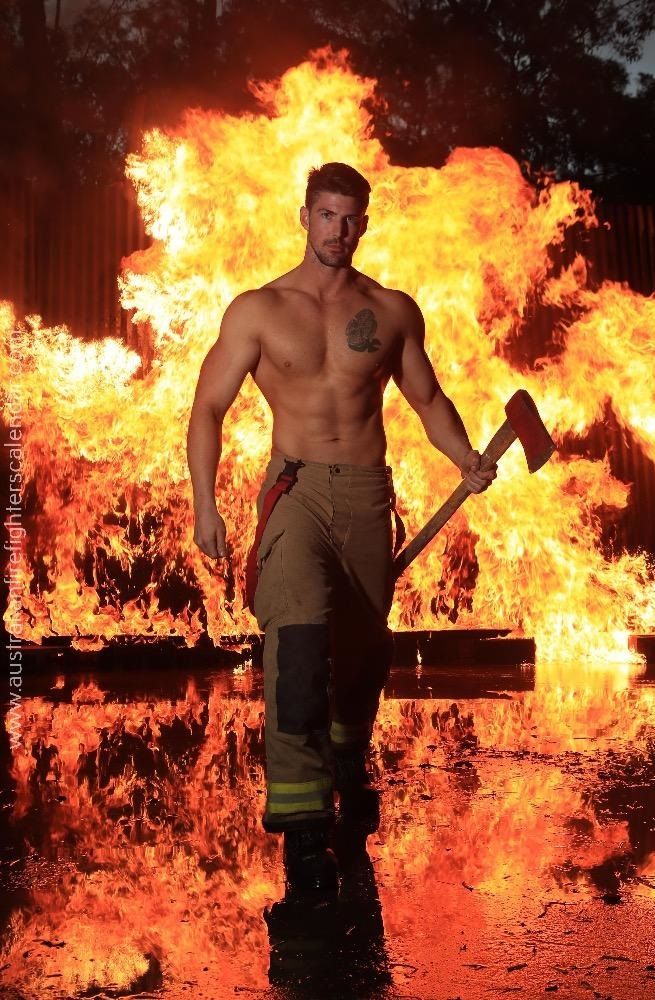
[420,391,473,468]
[187,403,222,509]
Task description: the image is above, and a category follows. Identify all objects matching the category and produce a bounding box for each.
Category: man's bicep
[392,302,441,411]
[192,296,261,417]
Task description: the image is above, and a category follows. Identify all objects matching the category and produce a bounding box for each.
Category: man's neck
[296,255,357,300]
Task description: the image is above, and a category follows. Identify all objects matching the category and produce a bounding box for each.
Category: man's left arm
[390,293,496,493]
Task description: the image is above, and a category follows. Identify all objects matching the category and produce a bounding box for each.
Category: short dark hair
[305,162,371,212]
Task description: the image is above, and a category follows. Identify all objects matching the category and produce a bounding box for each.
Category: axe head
[505,390,556,473]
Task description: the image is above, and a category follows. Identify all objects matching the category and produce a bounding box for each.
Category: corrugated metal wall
[0,179,149,347]
[587,204,655,295]
[1,183,654,552]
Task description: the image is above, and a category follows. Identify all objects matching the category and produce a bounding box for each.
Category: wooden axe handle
[392,418,517,580]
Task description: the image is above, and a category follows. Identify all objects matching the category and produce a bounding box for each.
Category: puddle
[1,659,654,999]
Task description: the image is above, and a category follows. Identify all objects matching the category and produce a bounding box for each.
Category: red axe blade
[504,389,556,473]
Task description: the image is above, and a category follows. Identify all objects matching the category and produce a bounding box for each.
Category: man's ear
[300,205,309,231]
[360,214,369,237]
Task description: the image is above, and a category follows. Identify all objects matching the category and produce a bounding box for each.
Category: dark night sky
[610,28,655,90]
[44,1,655,88]
[632,29,655,81]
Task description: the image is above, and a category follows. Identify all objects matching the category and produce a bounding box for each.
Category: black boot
[333,750,380,830]
[283,825,339,895]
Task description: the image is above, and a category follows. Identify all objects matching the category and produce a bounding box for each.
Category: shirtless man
[187,162,495,895]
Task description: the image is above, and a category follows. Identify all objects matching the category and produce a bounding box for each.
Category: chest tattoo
[345,308,381,353]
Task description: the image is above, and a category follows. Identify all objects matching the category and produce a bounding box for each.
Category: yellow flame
[1,48,654,659]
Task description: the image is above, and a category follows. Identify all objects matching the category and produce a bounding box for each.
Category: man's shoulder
[228,285,279,310]
[363,278,422,323]
[227,270,302,312]
[223,284,285,326]
[261,267,299,290]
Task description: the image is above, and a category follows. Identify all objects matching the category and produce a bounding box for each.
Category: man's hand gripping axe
[393,389,557,580]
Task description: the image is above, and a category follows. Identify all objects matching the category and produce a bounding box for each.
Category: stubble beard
[310,239,353,269]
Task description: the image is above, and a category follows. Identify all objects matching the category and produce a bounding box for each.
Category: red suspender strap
[388,481,406,556]
[245,460,302,615]
[392,507,406,556]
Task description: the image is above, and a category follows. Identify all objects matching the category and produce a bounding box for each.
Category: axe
[393,389,556,580]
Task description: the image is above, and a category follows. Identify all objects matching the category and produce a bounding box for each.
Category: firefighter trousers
[250,452,399,831]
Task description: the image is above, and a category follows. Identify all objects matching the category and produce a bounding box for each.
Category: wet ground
[1,656,654,1000]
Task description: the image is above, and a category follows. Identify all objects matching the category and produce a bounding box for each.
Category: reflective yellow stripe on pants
[266,776,333,816]
[330,719,373,749]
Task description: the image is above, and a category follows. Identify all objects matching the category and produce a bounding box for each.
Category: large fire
[1,48,654,660]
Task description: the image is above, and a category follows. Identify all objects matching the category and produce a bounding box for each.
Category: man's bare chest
[259,301,399,378]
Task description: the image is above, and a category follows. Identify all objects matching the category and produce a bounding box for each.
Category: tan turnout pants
[252,453,398,832]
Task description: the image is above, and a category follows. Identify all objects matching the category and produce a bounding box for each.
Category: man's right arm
[187,292,262,558]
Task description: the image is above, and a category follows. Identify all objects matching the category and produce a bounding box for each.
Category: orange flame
[2,48,654,659]
[2,673,652,997]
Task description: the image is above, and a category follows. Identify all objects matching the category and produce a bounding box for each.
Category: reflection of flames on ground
[1,670,654,998]
[1,47,655,660]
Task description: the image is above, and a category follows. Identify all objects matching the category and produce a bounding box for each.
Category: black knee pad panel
[375,629,394,680]
[276,623,330,734]
[363,629,394,693]
[334,629,395,723]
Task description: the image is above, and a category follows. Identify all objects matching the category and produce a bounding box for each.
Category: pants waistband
[269,449,392,479]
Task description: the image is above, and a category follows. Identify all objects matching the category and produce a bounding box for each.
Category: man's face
[300,191,368,268]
